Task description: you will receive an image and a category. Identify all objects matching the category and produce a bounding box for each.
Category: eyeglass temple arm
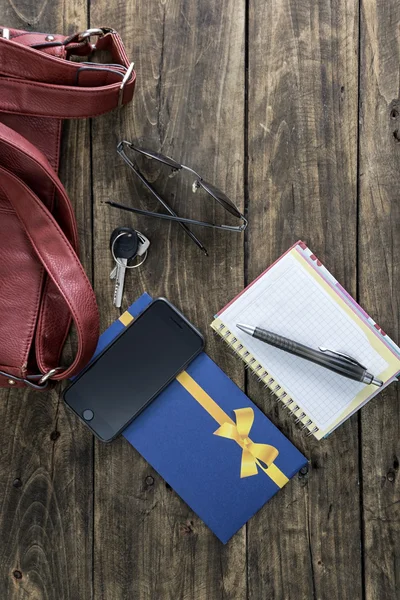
[105,200,247,231]
[117,143,208,255]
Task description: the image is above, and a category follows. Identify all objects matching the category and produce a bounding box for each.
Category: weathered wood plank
[1,0,398,597]
[359,1,400,598]
[247,0,361,598]
[90,1,246,598]
[0,6,93,600]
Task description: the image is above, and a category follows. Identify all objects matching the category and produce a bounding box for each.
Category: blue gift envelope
[91,293,308,543]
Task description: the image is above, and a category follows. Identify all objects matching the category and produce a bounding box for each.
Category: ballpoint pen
[236,323,383,387]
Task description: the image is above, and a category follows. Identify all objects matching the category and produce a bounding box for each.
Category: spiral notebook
[211,241,400,440]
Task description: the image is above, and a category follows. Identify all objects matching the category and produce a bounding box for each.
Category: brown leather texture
[0,26,135,389]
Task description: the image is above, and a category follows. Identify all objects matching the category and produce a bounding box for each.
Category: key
[111,228,138,307]
[136,231,151,256]
[109,230,150,277]
[110,227,138,308]
[113,262,126,308]
[110,228,138,282]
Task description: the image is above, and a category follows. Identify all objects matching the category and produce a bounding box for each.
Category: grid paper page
[219,253,388,431]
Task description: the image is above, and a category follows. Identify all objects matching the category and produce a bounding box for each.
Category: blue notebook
[90,293,307,543]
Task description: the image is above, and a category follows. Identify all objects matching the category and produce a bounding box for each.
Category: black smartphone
[63,298,204,442]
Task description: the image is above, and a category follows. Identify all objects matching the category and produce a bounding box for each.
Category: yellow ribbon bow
[175,371,288,487]
[214,407,280,478]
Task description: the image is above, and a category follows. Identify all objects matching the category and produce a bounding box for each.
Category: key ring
[111,231,148,269]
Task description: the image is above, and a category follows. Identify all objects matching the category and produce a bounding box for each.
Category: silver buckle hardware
[0,28,10,39]
[118,62,135,107]
[76,28,105,43]
[38,367,64,385]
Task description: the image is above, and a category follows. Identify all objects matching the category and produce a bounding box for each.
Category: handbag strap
[0,27,135,117]
[0,164,99,381]
[0,26,135,384]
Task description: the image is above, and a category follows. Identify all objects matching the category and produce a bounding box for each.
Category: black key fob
[110,227,139,260]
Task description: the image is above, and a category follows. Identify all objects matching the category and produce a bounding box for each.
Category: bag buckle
[119,62,135,107]
[0,28,10,39]
[76,28,105,43]
[38,367,64,384]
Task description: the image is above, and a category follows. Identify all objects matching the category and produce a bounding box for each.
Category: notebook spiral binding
[212,320,319,437]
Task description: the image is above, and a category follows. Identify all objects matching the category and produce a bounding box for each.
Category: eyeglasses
[105,141,248,256]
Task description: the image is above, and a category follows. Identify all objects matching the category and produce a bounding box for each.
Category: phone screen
[63,299,204,441]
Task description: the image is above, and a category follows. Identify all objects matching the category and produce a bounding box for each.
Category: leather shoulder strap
[0,165,99,380]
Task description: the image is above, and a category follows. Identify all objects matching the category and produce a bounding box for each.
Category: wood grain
[0,5,93,600]
[89,1,246,598]
[1,0,400,598]
[247,0,361,598]
[359,1,400,598]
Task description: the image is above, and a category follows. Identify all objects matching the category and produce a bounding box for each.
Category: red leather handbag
[0,26,135,389]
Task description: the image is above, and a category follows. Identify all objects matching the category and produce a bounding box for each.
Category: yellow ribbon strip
[119,311,134,326]
[176,371,289,488]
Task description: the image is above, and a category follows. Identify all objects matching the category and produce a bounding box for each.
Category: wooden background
[0,0,399,598]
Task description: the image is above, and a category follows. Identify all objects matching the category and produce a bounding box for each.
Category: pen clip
[319,347,366,370]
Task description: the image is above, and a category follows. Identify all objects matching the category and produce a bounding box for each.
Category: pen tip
[236,323,256,336]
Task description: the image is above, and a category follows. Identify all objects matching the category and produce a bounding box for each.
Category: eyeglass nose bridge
[192,180,201,192]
